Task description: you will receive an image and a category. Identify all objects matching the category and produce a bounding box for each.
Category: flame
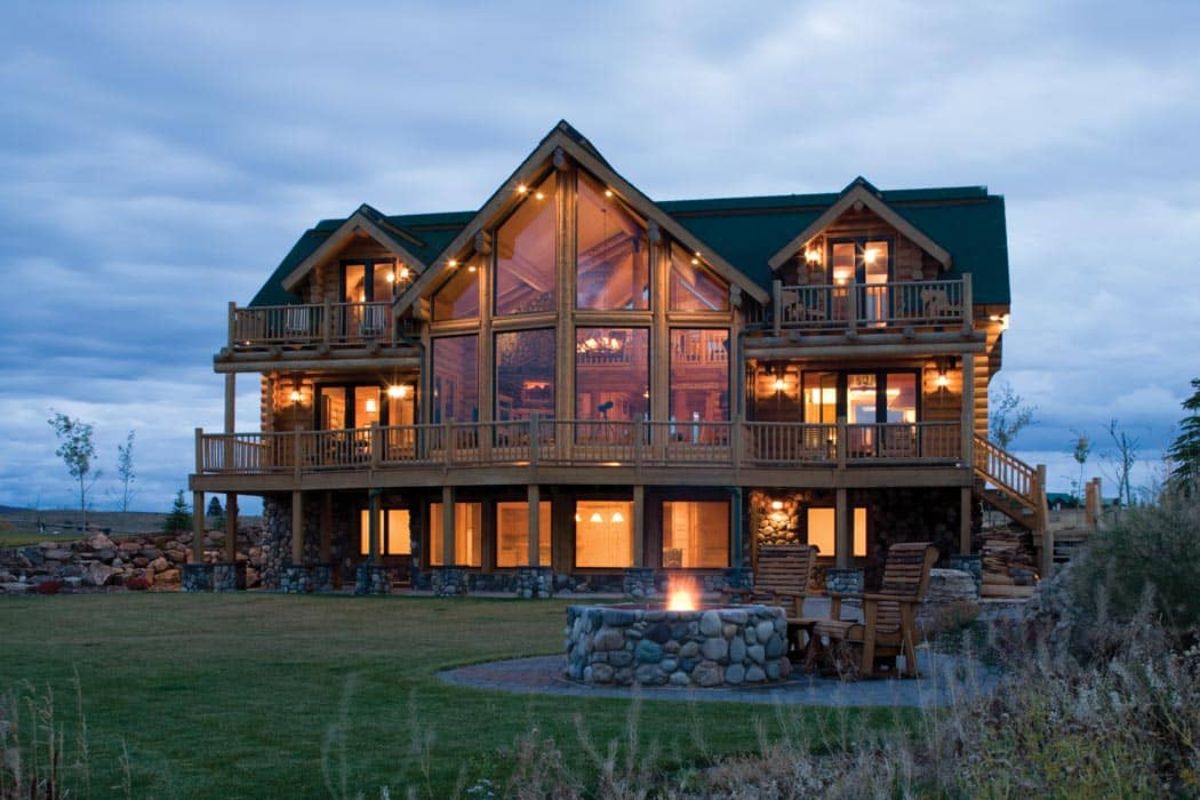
[666,578,699,612]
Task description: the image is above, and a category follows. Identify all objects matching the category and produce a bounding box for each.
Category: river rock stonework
[565,605,791,688]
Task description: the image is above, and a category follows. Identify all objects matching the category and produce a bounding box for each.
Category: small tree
[1105,419,1140,512]
[1070,429,1092,504]
[1167,378,1200,495]
[989,381,1036,449]
[163,490,193,534]
[207,496,224,528]
[116,429,136,513]
[47,411,100,528]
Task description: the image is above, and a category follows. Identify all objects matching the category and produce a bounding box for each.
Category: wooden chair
[722,545,819,656]
[809,542,939,679]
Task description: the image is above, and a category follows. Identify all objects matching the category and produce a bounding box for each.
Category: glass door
[859,241,890,325]
[846,373,878,455]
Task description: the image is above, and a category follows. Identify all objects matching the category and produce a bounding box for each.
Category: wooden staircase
[972,434,1053,577]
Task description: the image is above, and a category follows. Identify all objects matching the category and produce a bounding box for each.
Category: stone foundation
[565,604,791,687]
[824,568,864,595]
[181,563,213,592]
[515,566,553,598]
[623,567,657,599]
[429,567,467,597]
[312,563,336,593]
[280,564,312,593]
[355,563,392,595]
[212,561,246,592]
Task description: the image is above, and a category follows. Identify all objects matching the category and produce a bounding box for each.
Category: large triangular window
[576,171,649,310]
[495,173,557,316]
[668,242,728,311]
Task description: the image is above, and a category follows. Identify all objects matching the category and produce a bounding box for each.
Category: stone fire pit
[565,604,791,688]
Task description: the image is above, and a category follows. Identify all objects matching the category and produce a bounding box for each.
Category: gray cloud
[1,0,1197,509]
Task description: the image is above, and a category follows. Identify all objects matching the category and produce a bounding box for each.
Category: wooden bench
[809,542,938,678]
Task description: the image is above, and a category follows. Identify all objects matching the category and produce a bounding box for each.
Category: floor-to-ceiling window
[577,171,649,310]
[432,336,479,424]
[574,500,634,568]
[669,329,729,441]
[495,329,555,422]
[359,508,412,557]
[428,502,483,567]
[496,501,552,567]
[496,173,557,315]
[662,500,729,568]
[575,327,649,443]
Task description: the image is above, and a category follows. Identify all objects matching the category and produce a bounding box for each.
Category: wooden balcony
[196,419,963,478]
[226,301,404,350]
[768,277,971,334]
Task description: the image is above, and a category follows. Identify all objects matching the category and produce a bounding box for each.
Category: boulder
[1,582,28,594]
[83,563,118,587]
[85,533,116,551]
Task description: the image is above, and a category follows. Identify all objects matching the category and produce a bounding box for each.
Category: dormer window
[342,259,395,304]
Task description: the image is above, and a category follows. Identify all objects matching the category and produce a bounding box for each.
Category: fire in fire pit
[666,577,699,611]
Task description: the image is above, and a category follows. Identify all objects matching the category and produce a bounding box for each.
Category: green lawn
[0,594,904,798]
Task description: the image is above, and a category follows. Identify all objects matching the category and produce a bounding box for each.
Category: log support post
[835,487,850,569]
[192,490,205,563]
[959,486,973,555]
[225,493,238,562]
[442,486,455,566]
[291,490,304,565]
[527,484,541,567]
[367,489,381,563]
[632,485,645,568]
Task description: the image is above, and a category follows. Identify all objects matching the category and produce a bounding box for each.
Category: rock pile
[917,568,981,637]
[981,527,1038,597]
[0,528,265,594]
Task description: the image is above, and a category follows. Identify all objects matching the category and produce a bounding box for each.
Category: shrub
[1067,491,1200,647]
[34,580,62,595]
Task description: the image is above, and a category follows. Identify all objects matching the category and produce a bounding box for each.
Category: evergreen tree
[1168,378,1200,495]
[163,490,193,534]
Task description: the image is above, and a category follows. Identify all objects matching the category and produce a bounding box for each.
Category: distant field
[0,508,262,547]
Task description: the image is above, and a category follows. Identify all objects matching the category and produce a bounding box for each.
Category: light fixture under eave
[772,377,787,393]
[448,259,458,268]
[517,183,528,194]
[387,385,408,399]
[604,189,614,198]
[534,191,545,200]
[468,265,477,273]
[399,266,410,280]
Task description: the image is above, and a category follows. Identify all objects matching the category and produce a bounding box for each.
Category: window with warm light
[802,372,838,424]
[575,328,648,437]
[806,507,867,559]
[428,502,483,566]
[432,260,480,320]
[496,172,557,315]
[496,501,552,567]
[432,336,478,424]
[662,501,729,568]
[495,329,555,421]
[359,508,411,556]
[574,500,634,568]
[669,329,730,436]
[577,171,649,310]
[354,386,381,427]
[342,259,394,304]
[668,243,728,311]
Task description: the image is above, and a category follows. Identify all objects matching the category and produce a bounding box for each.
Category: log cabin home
[188,120,1049,596]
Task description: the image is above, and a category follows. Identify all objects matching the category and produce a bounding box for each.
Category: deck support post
[632,485,645,567]
[320,491,333,563]
[527,484,541,567]
[368,489,381,563]
[961,352,975,463]
[192,490,205,564]
[291,490,304,565]
[225,493,238,562]
[959,486,973,555]
[835,487,850,569]
[441,486,455,566]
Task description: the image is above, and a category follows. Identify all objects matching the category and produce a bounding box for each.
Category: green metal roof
[250,183,1009,308]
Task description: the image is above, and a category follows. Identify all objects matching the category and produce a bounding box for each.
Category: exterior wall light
[387,385,409,399]
[935,373,950,389]
[771,500,784,511]
[288,389,303,404]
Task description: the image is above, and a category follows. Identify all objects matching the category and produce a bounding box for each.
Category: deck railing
[228,301,395,349]
[197,420,963,475]
[771,277,971,333]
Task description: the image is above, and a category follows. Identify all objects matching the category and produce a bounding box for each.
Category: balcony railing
[770,276,971,334]
[227,301,399,350]
[197,419,963,475]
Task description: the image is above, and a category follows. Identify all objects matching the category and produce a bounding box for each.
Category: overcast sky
[1,1,1197,511]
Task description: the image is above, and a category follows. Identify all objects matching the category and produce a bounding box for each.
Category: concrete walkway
[438,647,998,708]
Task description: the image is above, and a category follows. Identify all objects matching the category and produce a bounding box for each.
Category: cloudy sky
[1,1,1197,511]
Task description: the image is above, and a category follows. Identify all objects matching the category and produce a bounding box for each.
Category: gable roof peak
[845,176,883,197]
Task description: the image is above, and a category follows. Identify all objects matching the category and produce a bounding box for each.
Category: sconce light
[387,385,409,399]
[804,247,822,266]
[935,373,950,389]
[399,266,410,280]
[288,389,303,404]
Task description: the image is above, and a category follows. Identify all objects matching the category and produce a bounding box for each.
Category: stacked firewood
[981,527,1038,598]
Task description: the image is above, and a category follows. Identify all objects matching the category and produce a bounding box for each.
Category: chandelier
[576,334,624,354]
